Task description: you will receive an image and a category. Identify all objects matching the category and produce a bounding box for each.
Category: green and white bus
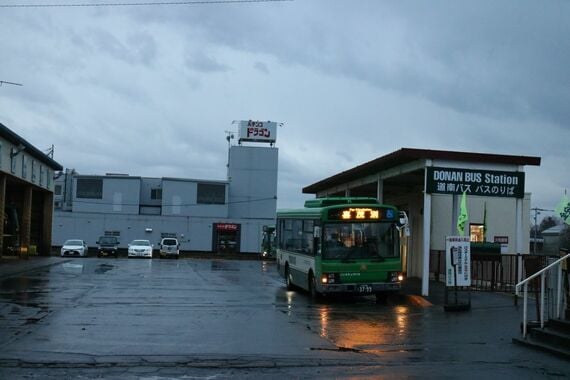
[276,197,405,300]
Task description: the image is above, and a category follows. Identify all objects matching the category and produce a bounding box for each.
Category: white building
[53,126,279,254]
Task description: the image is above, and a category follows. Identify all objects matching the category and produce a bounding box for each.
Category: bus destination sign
[426,167,525,198]
[329,207,395,221]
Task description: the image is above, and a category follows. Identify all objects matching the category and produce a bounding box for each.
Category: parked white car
[61,239,88,257]
[127,240,153,258]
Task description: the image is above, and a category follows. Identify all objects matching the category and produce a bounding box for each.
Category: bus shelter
[302,148,541,296]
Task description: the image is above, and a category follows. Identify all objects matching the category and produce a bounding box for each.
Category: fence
[430,250,557,293]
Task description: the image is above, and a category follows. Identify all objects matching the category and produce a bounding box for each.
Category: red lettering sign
[216,224,238,231]
[247,127,270,138]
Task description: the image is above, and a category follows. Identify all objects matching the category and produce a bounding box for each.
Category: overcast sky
[1,0,569,219]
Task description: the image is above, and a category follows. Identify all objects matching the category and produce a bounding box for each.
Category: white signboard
[445,236,471,287]
[238,120,277,144]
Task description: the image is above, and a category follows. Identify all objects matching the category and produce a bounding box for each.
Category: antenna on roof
[44,145,54,158]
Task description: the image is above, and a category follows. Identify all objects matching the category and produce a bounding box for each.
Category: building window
[151,188,162,200]
[47,169,51,188]
[55,184,62,195]
[10,148,17,174]
[39,165,44,186]
[76,178,103,199]
[470,223,485,242]
[31,160,36,183]
[21,155,26,178]
[104,231,121,237]
[197,183,225,204]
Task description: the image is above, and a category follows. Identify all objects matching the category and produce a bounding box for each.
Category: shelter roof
[303,147,541,194]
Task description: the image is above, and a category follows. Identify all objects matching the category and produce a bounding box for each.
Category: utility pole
[224,130,235,179]
[531,207,554,255]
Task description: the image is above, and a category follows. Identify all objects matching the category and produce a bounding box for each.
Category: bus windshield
[323,222,399,260]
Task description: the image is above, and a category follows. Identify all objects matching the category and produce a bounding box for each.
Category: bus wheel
[375,292,388,304]
[285,265,293,290]
[309,273,319,299]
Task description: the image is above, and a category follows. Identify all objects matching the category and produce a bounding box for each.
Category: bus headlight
[389,272,405,282]
[321,273,339,284]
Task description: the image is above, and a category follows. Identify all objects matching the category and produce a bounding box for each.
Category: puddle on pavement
[62,263,85,274]
[210,261,239,272]
[94,264,115,274]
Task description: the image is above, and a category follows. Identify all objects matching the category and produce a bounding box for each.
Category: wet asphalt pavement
[0,257,568,379]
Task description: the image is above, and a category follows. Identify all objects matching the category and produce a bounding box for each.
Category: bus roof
[304,197,379,208]
[277,197,398,221]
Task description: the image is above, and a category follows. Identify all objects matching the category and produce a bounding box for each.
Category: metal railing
[515,250,570,338]
[430,250,555,292]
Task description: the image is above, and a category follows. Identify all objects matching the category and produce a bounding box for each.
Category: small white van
[159,238,180,259]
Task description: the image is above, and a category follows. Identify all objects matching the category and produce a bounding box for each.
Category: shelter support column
[42,192,54,256]
[376,178,383,203]
[422,161,432,296]
[516,197,523,283]
[0,174,5,255]
[515,165,524,283]
[21,186,32,252]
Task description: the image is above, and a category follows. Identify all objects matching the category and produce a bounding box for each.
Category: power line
[0,0,292,8]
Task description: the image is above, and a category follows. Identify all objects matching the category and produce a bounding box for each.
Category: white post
[540,273,545,328]
[557,264,562,319]
[452,194,458,236]
[516,197,524,283]
[422,161,432,296]
[523,283,528,338]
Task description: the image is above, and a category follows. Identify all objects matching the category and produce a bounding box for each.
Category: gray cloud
[254,61,269,74]
[131,1,570,127]
[1,0,569,213]
[185,51,230,73]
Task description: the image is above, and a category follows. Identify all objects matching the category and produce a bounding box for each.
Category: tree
[560,225,570,251]
[539,216,560,232]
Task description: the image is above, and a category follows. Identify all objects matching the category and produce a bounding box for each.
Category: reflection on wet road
[274,285,423,356]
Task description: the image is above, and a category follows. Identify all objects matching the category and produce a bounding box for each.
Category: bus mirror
[314,226,321,238]
[398,211,409,227]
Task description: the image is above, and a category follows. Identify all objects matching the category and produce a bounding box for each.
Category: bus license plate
[357,285,373,293]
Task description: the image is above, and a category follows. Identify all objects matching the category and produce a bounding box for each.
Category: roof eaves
[0,122,63,171]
